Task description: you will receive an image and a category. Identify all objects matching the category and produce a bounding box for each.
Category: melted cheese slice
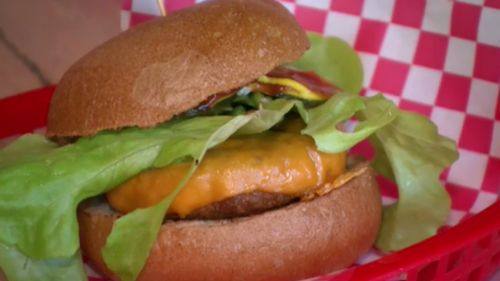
[107,132,346,217]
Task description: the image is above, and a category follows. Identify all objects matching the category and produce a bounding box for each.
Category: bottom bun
[78,163,381,281]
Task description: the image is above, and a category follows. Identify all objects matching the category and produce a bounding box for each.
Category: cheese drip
[107,132,346,217]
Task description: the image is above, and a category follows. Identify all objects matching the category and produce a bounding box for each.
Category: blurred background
[0,0,121,98]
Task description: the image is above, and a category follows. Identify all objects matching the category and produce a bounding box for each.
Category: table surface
[0,0,121,99]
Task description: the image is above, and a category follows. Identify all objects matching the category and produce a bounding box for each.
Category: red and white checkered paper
[84,0,500,280]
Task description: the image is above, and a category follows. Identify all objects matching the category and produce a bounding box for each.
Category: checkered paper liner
[79,0,500,280]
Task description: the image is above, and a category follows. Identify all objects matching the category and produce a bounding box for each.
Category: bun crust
[47,0,309,137]
[78,164,381,281]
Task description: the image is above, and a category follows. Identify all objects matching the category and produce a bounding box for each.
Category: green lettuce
[301,93,397,153]
[289,33,364,95]
[0,129,173,260]
[292,34,458,251]
[102,115,254,281]
[0,95,395,281]
[362,96,458,251]
[0,135,57,169]
[0,243,86,281]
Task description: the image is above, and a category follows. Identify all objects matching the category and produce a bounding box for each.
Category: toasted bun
[47,0,309,137]
[78,164,381,281]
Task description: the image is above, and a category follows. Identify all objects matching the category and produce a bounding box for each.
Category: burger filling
[107,131,347,219]
[107,67,346,219]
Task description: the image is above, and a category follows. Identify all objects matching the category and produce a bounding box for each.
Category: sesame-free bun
[78,164,382,281]
[47,0,309,137]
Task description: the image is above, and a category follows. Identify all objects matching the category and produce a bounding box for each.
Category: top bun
[47,0,309,137]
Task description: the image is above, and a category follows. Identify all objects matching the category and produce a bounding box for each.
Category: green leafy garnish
[0,243,86,281]
[0,94,394,281]
[0,135,57,169]
[290,33,364,95]
[301,93,397,153]
[102,115,253,281]
[362,95,458,251]
[290,34,458,251]
[0,129,173,260]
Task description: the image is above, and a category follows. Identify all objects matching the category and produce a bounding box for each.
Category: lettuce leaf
[362,95,458,251]
[301,93,397,153]
[0,94,391,281]
[0,129,175,261]
[235,98,297,135]
[0,135,57,169]
[289,34,458,251]
[0,243,86,281]
[102,115,253,281]
[289,33,364,95]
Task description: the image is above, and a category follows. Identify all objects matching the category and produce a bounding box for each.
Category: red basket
[0,86,498,281]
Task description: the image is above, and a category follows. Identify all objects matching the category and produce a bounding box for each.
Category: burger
[0,0,458,281]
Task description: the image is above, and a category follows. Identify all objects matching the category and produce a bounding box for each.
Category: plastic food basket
[1,0,499,280]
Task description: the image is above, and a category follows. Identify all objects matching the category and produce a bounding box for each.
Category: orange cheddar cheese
[107,132,346,217]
